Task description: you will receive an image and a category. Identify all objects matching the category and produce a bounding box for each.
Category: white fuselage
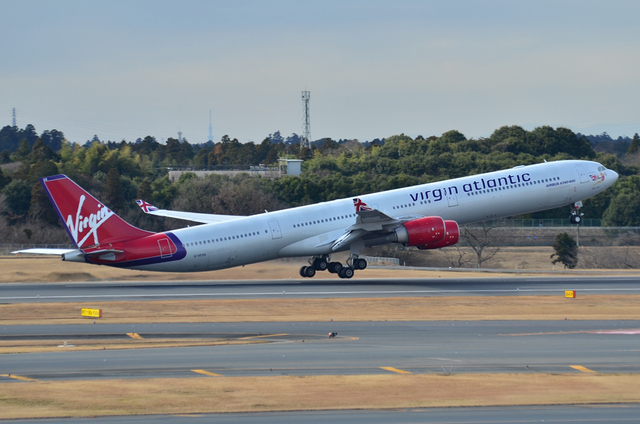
[134,160,616,272]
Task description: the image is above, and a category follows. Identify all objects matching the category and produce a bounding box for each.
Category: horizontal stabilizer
[12,248,77,256]
[136,199,243,224]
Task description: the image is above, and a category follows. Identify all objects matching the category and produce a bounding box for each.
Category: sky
[2,0,639,145]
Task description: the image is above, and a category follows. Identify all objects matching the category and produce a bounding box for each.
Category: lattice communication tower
[301,91,311,149]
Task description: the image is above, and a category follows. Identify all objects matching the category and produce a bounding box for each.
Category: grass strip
[1,295,639,325]
[1,374,639,419]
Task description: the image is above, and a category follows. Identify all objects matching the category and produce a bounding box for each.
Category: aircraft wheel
[328,262,342,274]
[313,258,328,271]
[354,258,367,270]
[339,267,354,279]
[300,266,308,278]
[304,266,316,278]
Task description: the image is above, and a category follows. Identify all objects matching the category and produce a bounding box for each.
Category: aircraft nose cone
[609,170,619,182]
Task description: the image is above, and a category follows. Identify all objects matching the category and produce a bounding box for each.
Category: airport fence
[456,226,640,247]
[365,256,401,266]
[477,218,602,227]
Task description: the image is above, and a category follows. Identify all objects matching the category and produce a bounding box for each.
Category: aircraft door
[575,165,590,184]
[268,220,282,239]
[447,193,459,207]
[157,238,172,258]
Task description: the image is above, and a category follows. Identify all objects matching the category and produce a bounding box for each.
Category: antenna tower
[12,108,16,127]
[178,131,183,143]
[301,91,311,149]
[208,109,213,142]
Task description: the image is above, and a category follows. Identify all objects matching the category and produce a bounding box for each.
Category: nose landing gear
[569,201,583,225]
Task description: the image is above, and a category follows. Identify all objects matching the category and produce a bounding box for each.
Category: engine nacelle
[394,216,446,246]
[417,220,459,250]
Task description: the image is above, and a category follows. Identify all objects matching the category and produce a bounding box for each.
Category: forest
[1,123,640,246]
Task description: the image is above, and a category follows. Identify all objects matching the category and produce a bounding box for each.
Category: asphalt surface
[2,276,640,423]
[2,320,639,380]
[3,275,640,303]
[3,405,640,424]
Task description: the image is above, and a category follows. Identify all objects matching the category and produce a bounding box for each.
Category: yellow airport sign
[565,290,576,298]
[81,308,102,318]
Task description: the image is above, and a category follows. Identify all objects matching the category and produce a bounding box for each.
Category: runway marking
[380,367,412,374]
[0,374,38,382]
[127,333,143,339]
[239,333,289,340]
[192,369,222,377]
[571,365,596,373]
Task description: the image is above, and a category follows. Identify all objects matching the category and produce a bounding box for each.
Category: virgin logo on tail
[66,194,114,247]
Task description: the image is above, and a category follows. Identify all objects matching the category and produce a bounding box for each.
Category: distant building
[167,159,304,182]
[278,158,303,176]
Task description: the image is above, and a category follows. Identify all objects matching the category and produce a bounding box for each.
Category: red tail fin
[41,175,154,249]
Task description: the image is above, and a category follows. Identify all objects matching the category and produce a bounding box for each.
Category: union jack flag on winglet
[353,198,373,212]
[136,199,159,213]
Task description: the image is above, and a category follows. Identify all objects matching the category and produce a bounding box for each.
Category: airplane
[15,159,618,278]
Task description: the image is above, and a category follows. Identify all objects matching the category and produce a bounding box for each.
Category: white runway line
[2,286,640,301]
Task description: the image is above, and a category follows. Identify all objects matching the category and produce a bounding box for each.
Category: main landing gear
[299,255,367,279]
[569,201,583,225]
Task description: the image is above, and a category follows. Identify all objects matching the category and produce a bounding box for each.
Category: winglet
[136,199,159,213]
[353,198,372,212]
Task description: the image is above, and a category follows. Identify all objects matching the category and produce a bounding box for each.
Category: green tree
[602,175,640,226]
[28,182,59,225]
[628,133,640,154]
[0,167,9,191]
[550,232,578,269]
[11,139,31,162]
[137,179,153,202]
[103,168,125,212]
[2,179,32,217]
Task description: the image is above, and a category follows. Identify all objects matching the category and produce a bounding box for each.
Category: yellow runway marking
[239,333,289,340]
[1,374,38,382]
[126,333,143,339]
[192,369,222,377]
[380,367,412,374]
[570,365,596,373]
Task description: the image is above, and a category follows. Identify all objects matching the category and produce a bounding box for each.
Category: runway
[3,275,640,303]
[2,276,640,421]
[2,320,640,381]
[3,405,640,424]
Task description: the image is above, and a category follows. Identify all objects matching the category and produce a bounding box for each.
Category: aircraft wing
[330,198,418,251]
[136,200,243,224]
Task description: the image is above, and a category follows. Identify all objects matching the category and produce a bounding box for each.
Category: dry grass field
[2,295,640,327]
[1,374,639,419]
[0,255,499,283]
[3,247,640,284]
